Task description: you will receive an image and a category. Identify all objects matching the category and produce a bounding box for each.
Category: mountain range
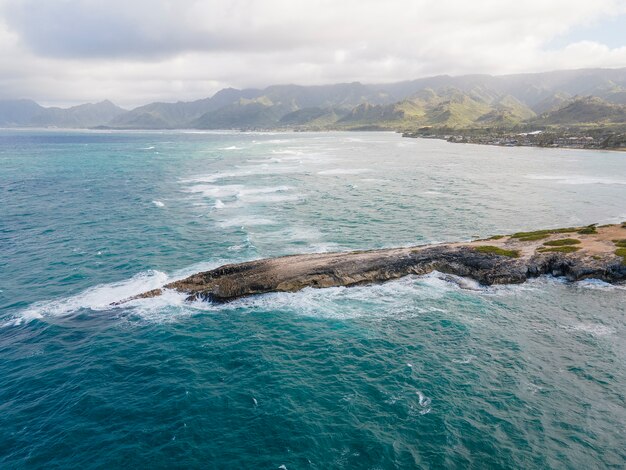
[2,67,626,131]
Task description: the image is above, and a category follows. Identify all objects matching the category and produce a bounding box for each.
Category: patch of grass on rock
[511,228,577,239]
[537,246,581,254]
[474,245,520,258]
[577,225,598,235]
[616,248,626,265]
[517,233,549,241]
[543,238,581,247]
[488,235,505,240]
[613,239,626,248]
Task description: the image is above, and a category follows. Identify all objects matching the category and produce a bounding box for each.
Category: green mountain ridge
[2,67,626,130]
[532,96,626,125]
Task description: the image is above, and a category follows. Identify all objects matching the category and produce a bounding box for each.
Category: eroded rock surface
[118,224,626,304]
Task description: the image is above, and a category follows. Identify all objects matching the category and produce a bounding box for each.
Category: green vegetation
[474,246,520,258]
[511,228,577,239]
[615,248,626,265]
[488,235,505,240]
[613,239,626,248]
[517,233,549,241]
[577,225,597,235]
[543,238,581,246]
[532,96,626,126]
[538,246,582,254]
[4,69,626,132]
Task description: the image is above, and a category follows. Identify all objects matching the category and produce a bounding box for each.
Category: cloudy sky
[1,0,625,108]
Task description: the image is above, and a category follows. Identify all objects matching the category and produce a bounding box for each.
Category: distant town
[402,127,626,151]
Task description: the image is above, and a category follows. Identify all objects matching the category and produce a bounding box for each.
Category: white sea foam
[237,193,301,204]
[152,200,165,207]
[452,355,475,364]
[187,183,297,205]
[235,186,299,204]
[181,173,242,184]
[214,199,225,209]
[574,279,624,291]
[219,146,243,150]
[217,216,275,228]
[186,184,244,198]
[181,164,303,184]
[416,391,431,407]
[4,260,237,326]
[219,274,458,320]
[525,174,626,185]
[567,323,616,337]
[415,391,432,415]
[9,260,620,328]
[5,267,533,326]
[318,168,372,175]
[271,149,303,155]
[254,139,291,144]
[439,273,483,290]
[140,146,155,150]
[5,270,170,326]
[237,185,291,196]
[246,157,283,163]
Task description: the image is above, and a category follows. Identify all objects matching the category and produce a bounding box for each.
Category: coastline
[402,129,626,151]
[121,223,626,304]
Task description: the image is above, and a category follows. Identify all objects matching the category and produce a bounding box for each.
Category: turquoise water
[1,130,625,468]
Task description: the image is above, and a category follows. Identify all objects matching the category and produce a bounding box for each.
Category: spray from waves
[216,273,467,321]
[6,266,612,327]
[214,199,226,209]
[152,200,165,207]
[219,146,244,150]
[5,270,169,327]
[3,270,466,327]
[4,260,233,327]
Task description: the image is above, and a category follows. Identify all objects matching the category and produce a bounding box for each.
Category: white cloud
[0,0,625,107]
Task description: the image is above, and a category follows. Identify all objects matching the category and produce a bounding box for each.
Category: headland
[119,223,626,304]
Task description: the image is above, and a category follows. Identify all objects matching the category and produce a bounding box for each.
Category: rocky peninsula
[120,223,626,304]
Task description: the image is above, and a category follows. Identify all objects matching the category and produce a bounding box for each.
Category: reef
[118,223,626,304]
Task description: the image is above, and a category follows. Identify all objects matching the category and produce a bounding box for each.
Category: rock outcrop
[119,224,626,304]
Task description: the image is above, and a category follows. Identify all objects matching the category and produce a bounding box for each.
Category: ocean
[1,129,625,468]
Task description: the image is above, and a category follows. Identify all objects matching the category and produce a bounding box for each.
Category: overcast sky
[1,0,625,108]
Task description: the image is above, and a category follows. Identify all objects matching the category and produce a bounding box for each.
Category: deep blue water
[1,129,625,468]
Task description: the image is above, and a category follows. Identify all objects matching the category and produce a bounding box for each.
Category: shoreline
[402,130,626,151]
[3,127,625,152]
[119,223,626,304]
